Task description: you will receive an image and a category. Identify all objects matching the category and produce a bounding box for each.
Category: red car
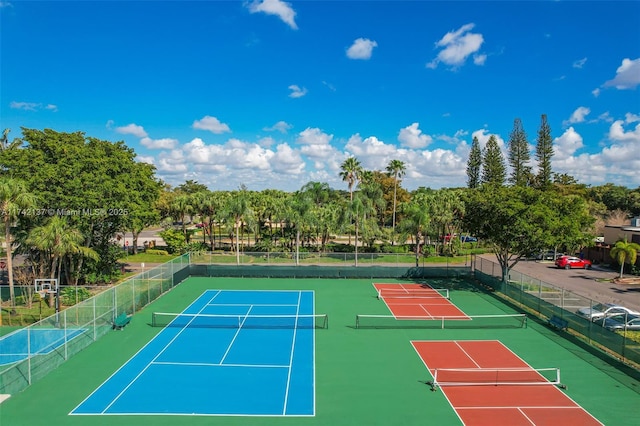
[555,256,592,270]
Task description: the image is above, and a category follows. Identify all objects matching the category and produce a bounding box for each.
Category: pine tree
[507,118,531,187]
[481,135,506,185]
[535,114,554,190]
[466,136,482,188]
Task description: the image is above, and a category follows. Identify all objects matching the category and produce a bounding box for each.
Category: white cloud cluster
[264,120,293,133]
[346,38,378,60]
[288,85,308,98]
[563,106,590,127]
[10,101,57,112]
[245,0,297,29]
[129,111,640,191]
[192,116,231,134]
[398,123,433,148]
[573,57,587,69]
[427,23,485,69]
[603,57,640,90]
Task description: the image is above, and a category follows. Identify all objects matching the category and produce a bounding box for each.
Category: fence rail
[0,253,190,395]
[473,256,640,367]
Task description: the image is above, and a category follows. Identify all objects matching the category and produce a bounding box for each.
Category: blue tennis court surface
[0,327,86,365]
[70,289,317,416]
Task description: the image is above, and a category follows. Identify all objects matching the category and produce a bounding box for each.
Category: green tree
[481,135,506,186]
[223,190,253,265]
[610,238,640,278]
[397,194,431,267]
[507,118,532,187]
[339,157,362,201]
[0,177,38,308]
[27,216,98,284]
[535,114,554,190]
[464,186,593,282]
[466,136,482,189]
[386,159,406,244]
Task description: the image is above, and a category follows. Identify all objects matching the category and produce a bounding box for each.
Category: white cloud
[264,120,293,133]
[573,57,587,69]
[562,106,590,127]
[116,123,148,138]
[288,84,307,98]
[608,119,640,143]
[245,0,297,30]
[346,38,378,60]
[554,127,584,160]
[140,137,178,150]
[398,123,433,148]
[592,88,601,97]
[296,128,338,162]
[603,58,640,89]
[473,54,487,66]
[427,23,485,69]
[625,113,640,123]
[471,128,506,151]
[192,115,231,134]
[10,101,57,112]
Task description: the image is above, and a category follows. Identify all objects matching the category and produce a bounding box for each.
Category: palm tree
[397,196,432,267]
[339,157,362,201]
[27,216,98,284]
[170,194,193,241]
[223,191,253,265]
[340,157,362,246]
[287,191,313,265]
[0,177,38,309]
[386,159,406,244]
[610,238,640,278]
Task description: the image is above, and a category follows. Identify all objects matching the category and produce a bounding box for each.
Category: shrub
[60,286,91,306]
[145,249,170,256]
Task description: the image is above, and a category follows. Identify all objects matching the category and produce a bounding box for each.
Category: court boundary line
[411,339,604,426]
[70,289,319,417]
[100,291,223,414]
[69,290,222,415]
[282,290,301,415]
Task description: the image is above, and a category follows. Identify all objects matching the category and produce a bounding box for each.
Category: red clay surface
[373,283,467,318]
[412,340,603,426]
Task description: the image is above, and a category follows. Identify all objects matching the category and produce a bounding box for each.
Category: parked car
[460,235,477,243]
[536,251,564,261]
[555,256,592,269]
[602,314,640,331]
[576,303,640,321]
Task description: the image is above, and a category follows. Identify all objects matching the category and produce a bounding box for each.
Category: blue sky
[1,1,639,192]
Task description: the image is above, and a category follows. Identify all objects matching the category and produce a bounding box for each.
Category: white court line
[456,405,582,410]
[282,291,301,416]
[69,290,222,415]
[453,341,483,369]
[219,306,254,364]
[152,361,290,368]
[100,291,223,414]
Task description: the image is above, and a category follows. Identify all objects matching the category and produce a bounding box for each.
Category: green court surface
[1,277,638,426]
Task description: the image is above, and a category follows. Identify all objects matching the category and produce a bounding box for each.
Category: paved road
[495,256,640,313]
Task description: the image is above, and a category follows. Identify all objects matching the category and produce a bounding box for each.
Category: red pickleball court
[374,283,467,318]
[412,340,603,426]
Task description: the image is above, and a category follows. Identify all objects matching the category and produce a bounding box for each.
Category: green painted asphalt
[1,277,638,426]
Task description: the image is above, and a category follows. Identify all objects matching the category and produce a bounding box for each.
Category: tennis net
[428,367,563,390]
[355,313,527,329]
[377,288,450,300]
[152,312,329,329]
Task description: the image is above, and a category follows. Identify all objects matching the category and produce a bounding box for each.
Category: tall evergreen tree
[466,136,482,188]
[535,114,554,190]
[481,135,506,185]
[507,118,531,187]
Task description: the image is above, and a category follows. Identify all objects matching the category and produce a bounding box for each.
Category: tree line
[1,127,639,308]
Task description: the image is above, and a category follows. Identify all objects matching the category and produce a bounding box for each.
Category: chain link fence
[0,253,190,395]
[473,255,640,367]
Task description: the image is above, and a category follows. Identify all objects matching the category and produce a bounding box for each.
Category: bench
[548,315,568,331]
[112,313,132,330]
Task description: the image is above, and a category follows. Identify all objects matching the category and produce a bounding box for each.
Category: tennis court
[70,289,321,416]
[1,276,637,426]
[0,327,85,365]
[412,340,603,426]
